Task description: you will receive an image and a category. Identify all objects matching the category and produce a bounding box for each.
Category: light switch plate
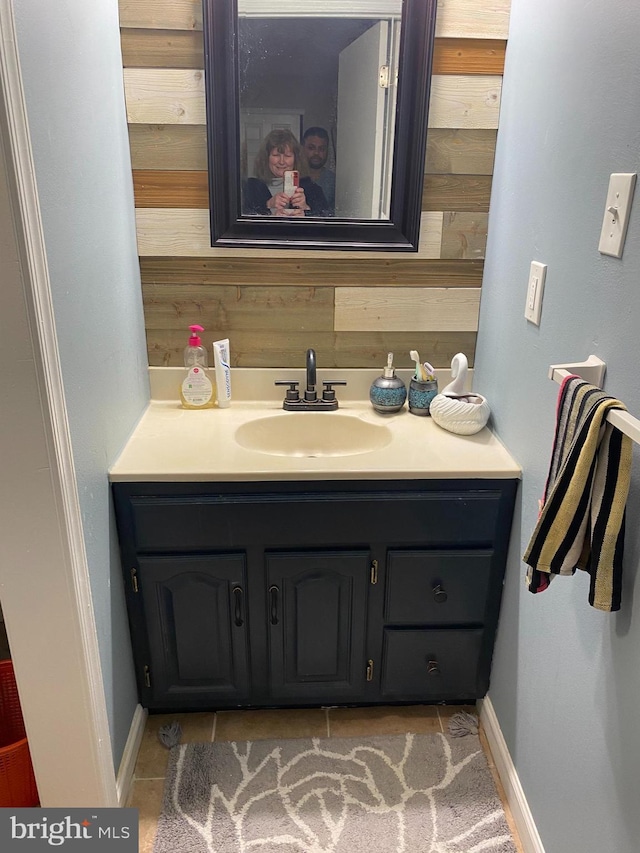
[524,261,546,325]
[598,173,636,257]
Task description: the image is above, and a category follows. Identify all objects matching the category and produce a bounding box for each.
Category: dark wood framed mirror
[203,0,437,251]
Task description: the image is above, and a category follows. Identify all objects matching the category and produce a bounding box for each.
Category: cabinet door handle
[233,586,244,627]
[432,583,448,603]
[269,585,279,625]
[426,659,441,676]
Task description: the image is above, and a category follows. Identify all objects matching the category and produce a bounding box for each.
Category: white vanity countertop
[109,370,521,482]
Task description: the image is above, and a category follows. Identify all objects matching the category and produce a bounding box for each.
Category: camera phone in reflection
[284,170,299,198]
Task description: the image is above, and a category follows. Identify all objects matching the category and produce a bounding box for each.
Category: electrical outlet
[525,261,546,325]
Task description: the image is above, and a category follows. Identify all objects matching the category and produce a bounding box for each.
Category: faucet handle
[321,380,347,402]
[275,380,300,402]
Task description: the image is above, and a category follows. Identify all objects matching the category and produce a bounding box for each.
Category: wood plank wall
[119,0,510,368]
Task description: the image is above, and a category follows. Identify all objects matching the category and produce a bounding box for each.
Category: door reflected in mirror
[203,0,437,250]
[238,10,401,220]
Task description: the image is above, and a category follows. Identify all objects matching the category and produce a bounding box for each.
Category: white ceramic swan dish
[429,353,491,435]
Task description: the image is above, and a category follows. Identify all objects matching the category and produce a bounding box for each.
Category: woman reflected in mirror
[242,129,329,217]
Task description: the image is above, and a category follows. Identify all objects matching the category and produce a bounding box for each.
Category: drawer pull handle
[366,659,374,681]
[432,584,448,603]
[233,586,244,627]
[426,659,441,676]
[269,585,279,625]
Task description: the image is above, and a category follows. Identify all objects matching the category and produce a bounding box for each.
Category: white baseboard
[116,704,148,807]
[479,696,545,853]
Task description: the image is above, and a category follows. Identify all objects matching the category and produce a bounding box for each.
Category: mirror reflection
[238,3,403,220]
[242,128,332,217]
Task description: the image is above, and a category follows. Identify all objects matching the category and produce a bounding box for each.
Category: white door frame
[0,0,116,806]
[335,20,389,218]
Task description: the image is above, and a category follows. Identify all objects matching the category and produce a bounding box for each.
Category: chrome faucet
[275,348,346,411]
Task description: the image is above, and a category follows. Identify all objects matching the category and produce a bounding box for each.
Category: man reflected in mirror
[242,129,328,217]
[302,127,336,215]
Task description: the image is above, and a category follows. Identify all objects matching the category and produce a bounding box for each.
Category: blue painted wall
[475,1,640,851]
[11,0,640,828]
[13,1,149,769]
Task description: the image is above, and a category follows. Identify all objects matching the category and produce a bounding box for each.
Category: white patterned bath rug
[153,731,516,852]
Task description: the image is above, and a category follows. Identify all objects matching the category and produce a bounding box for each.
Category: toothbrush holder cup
[408,378,438,416]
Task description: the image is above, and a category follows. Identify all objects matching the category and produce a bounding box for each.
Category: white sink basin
[234,413,392,458]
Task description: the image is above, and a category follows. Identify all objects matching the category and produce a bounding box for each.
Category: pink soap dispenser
[180,325,215,409]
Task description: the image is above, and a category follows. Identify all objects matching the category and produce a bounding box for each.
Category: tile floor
[128,704,524,852]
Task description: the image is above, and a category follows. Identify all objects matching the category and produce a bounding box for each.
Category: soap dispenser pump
[180,324,215,409]
[369,352,407,414]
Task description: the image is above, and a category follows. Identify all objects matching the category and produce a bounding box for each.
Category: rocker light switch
[598,173,636,258]
[525,261,546,325]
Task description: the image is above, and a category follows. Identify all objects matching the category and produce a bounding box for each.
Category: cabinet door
[266,551,369,702]
[138,554,249,708]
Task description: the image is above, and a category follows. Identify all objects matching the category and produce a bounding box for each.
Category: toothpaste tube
[212,339,231,408]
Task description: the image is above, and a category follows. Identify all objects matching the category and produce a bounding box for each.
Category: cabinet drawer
[385,550,492,624]
[381,628,482,699]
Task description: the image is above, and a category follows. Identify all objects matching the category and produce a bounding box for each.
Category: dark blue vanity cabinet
[112,479,517,711]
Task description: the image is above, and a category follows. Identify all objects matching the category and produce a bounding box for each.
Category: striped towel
[523,376,632,611]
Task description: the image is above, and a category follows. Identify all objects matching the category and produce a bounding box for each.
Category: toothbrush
[423,362,435,380]
[409,350,427,381]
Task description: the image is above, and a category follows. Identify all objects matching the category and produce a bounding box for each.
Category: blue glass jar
[408,378,438,416]
[370,378,407,413]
